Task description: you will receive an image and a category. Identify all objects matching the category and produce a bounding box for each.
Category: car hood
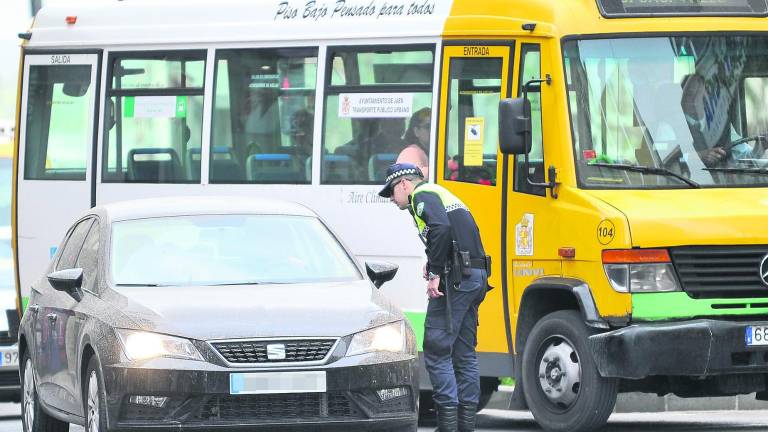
[587,188,768,247]
[108,280,402,340]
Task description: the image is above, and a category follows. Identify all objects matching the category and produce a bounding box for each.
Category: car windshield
[110,214,362,286]
[565,35,768,189]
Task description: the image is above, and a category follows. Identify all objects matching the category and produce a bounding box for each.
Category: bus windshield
[565,35,768,189]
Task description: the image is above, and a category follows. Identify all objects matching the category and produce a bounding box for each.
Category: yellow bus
[12,0,768,431]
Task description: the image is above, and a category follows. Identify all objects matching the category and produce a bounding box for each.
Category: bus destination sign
[597,0,768,17]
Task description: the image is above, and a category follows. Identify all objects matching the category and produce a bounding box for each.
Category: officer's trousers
[423,268,487,407]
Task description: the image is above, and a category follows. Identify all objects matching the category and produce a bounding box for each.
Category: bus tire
[521,310,617,432]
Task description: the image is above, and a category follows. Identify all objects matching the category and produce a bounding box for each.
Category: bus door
[16,53,100,308]
[436,44,513,361]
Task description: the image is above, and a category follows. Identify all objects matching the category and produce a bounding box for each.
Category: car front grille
[0,370,19,387]
[670,246,768,298]
[196,392,362,423]
[211,339,336,364]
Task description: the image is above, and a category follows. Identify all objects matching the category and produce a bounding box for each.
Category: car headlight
[116,329,203,361]
[603,249,681,293]
[346,321,410,357]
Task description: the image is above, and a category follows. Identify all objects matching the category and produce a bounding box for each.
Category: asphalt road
[0,403,767,431]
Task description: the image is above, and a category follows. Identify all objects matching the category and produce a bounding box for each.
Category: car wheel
[20,352,69,432]
[83,356,107,432]
[521,310,618,432]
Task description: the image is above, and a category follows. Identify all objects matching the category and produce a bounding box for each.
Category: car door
[62,219,101,415]
[32,217,92,412]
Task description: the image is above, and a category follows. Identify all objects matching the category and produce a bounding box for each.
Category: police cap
[378,163,424,198]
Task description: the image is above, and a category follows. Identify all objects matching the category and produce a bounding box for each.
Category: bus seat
[127,148,182,183]
[322,154,353,182]
[246,153,304,182]
[186,147,202,181]
[210,147,242,182]
[368,153,397,181]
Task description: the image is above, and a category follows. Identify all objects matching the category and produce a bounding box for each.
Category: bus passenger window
[102,52,206,184]
[211,48,318,184]
[444,57,502,186]
[24,65,93,180]
[515,45,546,196]
[322,45,434,184]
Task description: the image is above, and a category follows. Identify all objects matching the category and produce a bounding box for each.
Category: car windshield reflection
[110,214,362,287]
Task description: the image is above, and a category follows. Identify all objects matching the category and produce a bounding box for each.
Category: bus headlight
[116,329,203,361]
[346,321,409,356]
[603,249,681,293]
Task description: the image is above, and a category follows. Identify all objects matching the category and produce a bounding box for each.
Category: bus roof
[26,0,453,48]
[24,0,768,49]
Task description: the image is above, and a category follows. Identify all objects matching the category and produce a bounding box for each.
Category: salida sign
[275,0,437,21]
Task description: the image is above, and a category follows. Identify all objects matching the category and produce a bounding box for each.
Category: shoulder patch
[416,202,425,217]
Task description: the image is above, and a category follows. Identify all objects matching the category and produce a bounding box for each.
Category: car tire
[83,356,107,432]
[521,310,618,432]
[20,352,69,432]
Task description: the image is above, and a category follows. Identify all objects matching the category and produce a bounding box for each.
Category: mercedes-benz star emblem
[760,254,768,287]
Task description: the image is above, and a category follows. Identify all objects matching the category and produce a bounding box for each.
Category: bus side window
[514,45,545,196]
[24,65,92,181]
[102,52,206,184]
[443,56,503,186]
[211,48,318,184]
[322,45,434,184]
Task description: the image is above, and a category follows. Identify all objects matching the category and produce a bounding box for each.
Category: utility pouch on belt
[460,250,472,277]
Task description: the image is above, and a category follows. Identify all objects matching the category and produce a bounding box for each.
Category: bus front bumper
[588,319,768,379]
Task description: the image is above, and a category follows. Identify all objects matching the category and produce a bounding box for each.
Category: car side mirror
[47,268,83,292]
[499,97,532,155]
[365,261,398,289]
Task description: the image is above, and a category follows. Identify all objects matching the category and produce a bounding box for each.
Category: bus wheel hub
[537,338,581,408]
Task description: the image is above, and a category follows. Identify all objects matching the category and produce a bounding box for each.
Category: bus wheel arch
[520,309,618,432]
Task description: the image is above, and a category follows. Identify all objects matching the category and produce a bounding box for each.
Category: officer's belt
[468,258,487,269]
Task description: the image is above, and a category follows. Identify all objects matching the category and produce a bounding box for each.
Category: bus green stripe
[633,292,768,321]
[403,310,425,352]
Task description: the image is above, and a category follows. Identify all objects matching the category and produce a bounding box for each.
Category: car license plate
[230,371,326,395]
[745,326,768,346]
[0,347,18,367]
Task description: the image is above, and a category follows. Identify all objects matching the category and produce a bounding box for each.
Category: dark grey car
[19,197,418,432]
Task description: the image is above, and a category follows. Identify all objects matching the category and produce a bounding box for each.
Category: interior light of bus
[602,249,670,264]
[66,16,77,25]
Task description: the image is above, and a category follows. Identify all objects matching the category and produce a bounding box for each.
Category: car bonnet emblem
[760,254,768,287]
[267,343,286,360]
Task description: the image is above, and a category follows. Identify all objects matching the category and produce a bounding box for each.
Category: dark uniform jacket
[408,182,485,276]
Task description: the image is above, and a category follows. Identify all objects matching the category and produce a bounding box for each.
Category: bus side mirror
[499,98,532,155]
[365,261,398,289]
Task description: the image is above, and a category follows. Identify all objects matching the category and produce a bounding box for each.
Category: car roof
[88,196,317,223]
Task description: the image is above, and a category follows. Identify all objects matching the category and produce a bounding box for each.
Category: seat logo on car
[267,344,287,360]
[760,254,768,287]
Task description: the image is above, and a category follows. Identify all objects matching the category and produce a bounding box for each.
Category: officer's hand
[422,264,428,280]
[427,277,443,299]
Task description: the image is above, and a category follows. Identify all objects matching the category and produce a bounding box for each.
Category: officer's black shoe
[434,404,458,432]
[457,402,477,432]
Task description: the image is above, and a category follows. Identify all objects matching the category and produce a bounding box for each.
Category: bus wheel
[521,310,617,432]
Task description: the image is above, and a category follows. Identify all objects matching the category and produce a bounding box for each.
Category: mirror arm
[521,75,558,198]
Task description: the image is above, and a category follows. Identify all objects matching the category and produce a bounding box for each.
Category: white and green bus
[12,0,508,414]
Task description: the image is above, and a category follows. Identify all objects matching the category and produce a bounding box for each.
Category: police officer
[379,163,488,432]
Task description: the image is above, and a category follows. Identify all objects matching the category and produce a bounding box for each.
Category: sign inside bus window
[124,96,188,119]
[339,93,413,118]
[274,0,437,21]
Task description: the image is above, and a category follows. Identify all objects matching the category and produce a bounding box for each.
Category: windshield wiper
[704,167,768,176]
[588,163,700,188]
[115,283,161,287]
